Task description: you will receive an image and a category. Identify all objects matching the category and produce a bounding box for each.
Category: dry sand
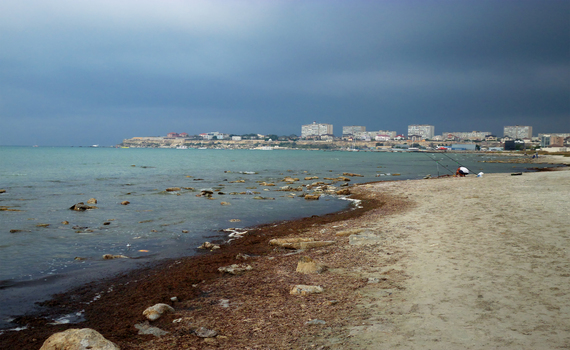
[342,168,570,349]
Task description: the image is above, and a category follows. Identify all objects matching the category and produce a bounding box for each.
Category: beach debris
[511,172,523,176]
[220,201,231,206]
[269,238,335,250]
[305,319,326,325]
[218,264,252,275]
[69,203,98,211]
[290,285,324,296]
[170,296,179,302]
[296,256,327,274]
[194,327,218,338]
[477,172,484,177]
[219,299,230,308]
[165,187,181,192]
[134,322,169,337]
[39,328,119,350]
[143,303,175,321]
[36,223,50,227]
[424,174,432,179]
[304,194,321,200]
[102,254,130,260]
[87,198,97,204]
[198,242,220,250]
[120,201,130,205]
[343,172,363,177]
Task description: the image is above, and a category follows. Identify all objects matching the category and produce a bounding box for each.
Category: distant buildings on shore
[120,123,569,151]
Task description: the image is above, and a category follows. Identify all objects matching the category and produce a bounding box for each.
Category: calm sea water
[0,147,535,327]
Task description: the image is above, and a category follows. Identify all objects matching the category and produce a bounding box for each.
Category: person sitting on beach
[456,166,469,177]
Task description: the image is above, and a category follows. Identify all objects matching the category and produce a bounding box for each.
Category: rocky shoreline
[0,182,412,349]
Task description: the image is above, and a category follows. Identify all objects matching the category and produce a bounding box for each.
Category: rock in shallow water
[39,328,119,350]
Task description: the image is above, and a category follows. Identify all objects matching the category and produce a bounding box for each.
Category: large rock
[269,238,335,250]
[143,303,175,321]
[39,328,119,350]
[69,203,98,211]
[134,322,169,337]
[290,285,324,296]
[304,194,320,200]
[296,256,326,274]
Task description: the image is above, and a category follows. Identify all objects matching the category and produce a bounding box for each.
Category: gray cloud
[0,0,568,145]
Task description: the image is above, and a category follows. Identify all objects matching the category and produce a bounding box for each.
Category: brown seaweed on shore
[0,189,411,350]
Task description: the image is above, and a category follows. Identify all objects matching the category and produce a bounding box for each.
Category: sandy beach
[342,165,570,349]
[1,156,568,349]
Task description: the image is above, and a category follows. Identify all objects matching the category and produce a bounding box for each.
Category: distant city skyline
[1,1,568,146]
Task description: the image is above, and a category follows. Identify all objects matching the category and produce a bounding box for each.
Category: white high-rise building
[342,125,366,136]
[407,125,435,139]
[504,125,533,139]
[301,122,333,138]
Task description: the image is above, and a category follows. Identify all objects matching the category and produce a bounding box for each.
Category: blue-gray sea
[0,146,536,328]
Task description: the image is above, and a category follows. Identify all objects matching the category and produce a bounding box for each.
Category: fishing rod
[440,152,474,174]
[422,152,455,176]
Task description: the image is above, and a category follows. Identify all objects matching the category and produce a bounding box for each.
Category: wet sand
[1,160,568,349]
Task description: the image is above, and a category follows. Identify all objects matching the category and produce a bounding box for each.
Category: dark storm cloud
[0,0,568,145]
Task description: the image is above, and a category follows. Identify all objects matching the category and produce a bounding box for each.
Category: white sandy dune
[344,168,570,349]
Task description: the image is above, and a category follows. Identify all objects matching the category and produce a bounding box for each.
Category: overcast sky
[1,0,568,146]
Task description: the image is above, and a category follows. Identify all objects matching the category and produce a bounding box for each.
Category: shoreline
[1,158,568,349]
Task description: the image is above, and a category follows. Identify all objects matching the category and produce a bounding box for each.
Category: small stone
[39,328,119,350]
[62,221,69,225]
[198,242,220,250]
[0,189,6,194]
[74,257,86,261]
[36,223,50,227]
[102,254,129,260]
[121,201,130,205]
[290,285,324,296]
[143,303,175,321]
[9,229,22,233]
[194,327,218,338]
[236,253,250,260]
[87,198,97,204]
[229,219,241,222]
[220,201,231,206]
[166,187,181,192]
[336,188,351,195]
[103,222,111,225]
[170,297,179,302]
[182,230,189,233]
